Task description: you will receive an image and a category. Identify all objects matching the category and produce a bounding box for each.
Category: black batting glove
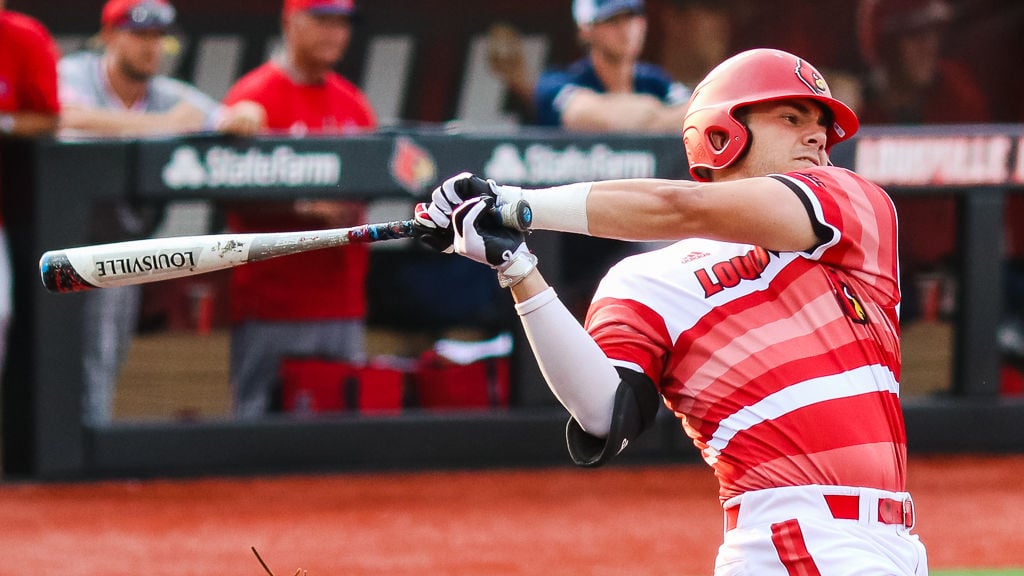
[412,172,497,253]
[452,197,537,288]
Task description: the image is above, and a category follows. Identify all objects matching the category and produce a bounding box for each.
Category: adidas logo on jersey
[680,250,710,264]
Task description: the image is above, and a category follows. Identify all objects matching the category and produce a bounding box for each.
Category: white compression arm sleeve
[520,182,592,235]
[515,287,618,436]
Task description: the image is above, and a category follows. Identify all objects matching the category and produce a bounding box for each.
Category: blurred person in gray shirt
[58,0,265,425]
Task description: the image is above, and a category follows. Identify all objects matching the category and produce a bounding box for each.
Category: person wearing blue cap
[534,0,691,132]
[534,0,693,318]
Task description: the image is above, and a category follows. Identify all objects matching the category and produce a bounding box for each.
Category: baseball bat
[39,199,532,294]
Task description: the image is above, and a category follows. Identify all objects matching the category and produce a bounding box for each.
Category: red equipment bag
[279,357,406,414]
[414,349,510,409]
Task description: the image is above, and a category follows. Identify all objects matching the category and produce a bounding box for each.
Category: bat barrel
[37,220,421,295]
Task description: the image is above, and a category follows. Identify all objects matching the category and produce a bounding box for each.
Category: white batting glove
[413,172,524,253]
[452,197,537,288]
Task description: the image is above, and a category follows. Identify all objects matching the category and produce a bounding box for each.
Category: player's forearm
[520,177,818,250]
[512,278,618,437]
[520,178,699,241]
[587,179,706,240]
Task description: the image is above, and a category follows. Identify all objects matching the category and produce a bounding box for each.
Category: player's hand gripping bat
[39,199,531,294]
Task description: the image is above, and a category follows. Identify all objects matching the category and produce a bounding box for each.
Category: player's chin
[314,48,346,67]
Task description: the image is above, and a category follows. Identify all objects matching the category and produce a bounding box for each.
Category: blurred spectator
[0,0,61,386]
[856,0,1024,395]
[652,2,870,115]
[221,0,377,419]
[0,0,60,137]
[532,0,691,317]
[485,22,536,122]
[855,0,991,321]
[533,0,690,132]
[58,0,266,425]
[59,0,265,136]
[724,0,861,73]
[655,0,732,89]
[856,0,990,124]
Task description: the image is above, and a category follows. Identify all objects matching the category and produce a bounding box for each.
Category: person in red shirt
[0,0,61,384]
[0,0,60,138]
[221,0,377,419]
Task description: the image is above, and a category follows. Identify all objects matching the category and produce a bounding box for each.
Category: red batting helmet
[682,48,859,181]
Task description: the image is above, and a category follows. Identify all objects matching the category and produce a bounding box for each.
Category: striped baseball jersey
[585,166,903,501]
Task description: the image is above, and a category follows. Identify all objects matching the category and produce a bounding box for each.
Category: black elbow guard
[565,367,661,467]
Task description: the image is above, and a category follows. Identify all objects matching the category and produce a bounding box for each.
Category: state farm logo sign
[162,145,341,189]
[483,143,657,185]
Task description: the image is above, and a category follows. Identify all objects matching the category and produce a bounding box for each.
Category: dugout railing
[2,125,1023,479]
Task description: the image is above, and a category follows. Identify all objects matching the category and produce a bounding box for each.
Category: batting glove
[413,172,524,253]
[452,196,537,288]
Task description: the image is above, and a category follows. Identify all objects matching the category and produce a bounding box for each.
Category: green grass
[933,571,1024,576]
[937,565,1024,569]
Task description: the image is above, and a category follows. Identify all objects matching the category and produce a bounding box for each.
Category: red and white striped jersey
[585,166,904,501]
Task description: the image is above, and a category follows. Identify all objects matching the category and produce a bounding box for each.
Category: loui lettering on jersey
[695,246,772,298]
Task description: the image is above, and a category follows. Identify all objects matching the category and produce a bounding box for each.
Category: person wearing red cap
[59,0,265,136]
[0,0,62,398]
[221,0,377,419]
[57,0,267,425]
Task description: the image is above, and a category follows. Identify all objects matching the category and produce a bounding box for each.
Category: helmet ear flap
[683,109,748,181]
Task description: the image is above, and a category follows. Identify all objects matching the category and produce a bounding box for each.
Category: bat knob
[498,199,532,232]
[39,251,95,293]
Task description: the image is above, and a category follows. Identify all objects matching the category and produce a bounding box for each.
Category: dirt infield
[1,454,1021,575]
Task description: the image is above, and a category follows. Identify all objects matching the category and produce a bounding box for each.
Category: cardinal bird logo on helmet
[795,59,829,96]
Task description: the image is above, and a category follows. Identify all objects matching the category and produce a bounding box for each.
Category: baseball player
[416,48,928,574]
